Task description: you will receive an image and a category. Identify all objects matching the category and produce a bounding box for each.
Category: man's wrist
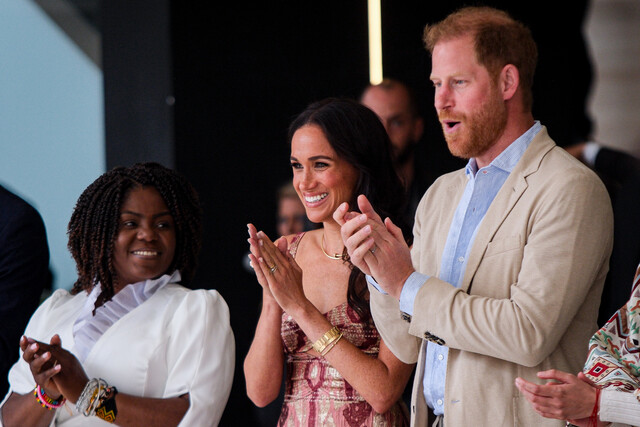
[389,270,414,299]
[399,271,430,316]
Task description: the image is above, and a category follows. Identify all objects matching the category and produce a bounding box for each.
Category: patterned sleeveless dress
[277,233,409,426]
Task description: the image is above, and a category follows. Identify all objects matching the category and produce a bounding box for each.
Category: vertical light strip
[368,0,383,84]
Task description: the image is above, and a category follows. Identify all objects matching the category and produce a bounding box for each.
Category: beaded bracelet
[312,326,343,356]
[34,385,66,410]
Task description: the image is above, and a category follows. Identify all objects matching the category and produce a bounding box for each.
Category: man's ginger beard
[438,84,508,160]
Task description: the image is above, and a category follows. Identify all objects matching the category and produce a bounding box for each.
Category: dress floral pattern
[277,233,409,426]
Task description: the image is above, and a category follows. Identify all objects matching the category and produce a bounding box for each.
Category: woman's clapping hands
[247,224,307,314]
[20,335,89,404]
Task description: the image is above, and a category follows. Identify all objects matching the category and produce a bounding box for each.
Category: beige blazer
[371,127,614,426]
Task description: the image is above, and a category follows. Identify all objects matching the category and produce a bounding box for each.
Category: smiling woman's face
[290,124,359,224]
[112,185,176,291]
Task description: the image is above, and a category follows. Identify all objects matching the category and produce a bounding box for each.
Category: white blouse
[1,274,234,426]
[600,388,640,426]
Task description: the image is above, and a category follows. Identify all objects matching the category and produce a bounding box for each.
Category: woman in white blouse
[0,162,234,427]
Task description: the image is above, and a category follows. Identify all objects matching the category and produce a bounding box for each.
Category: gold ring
[269,264,278,273]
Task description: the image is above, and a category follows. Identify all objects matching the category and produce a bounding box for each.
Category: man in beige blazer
[335,6,613,426]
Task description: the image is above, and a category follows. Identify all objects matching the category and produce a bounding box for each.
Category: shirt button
[458,256,464,263]
[437,399,443,406]
[438,354,444,361]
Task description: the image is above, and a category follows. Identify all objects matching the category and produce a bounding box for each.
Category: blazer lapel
[460,127,556,292]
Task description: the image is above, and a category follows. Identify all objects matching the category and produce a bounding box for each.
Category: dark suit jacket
[0,185,50,397]
[594,147,640,325]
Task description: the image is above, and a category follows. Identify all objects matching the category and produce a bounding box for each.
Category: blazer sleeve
[406,162,614,367]
[369,283,421,364]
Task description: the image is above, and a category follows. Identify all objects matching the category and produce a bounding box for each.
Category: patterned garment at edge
[584,263,640,400]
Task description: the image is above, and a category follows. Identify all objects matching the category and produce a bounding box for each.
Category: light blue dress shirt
[373,122,541,415]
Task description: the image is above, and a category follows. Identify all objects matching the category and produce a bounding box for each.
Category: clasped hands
[333,195,414,299]
[20,334,89,404]
[247,223,306,314]
[515,370,607,427]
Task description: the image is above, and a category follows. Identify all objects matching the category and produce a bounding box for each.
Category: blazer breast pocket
[484,235,522,258]
[473,235,524,297]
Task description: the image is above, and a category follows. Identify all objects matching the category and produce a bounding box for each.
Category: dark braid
[68,162,203,300]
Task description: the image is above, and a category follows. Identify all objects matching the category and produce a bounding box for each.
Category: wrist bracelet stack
[312,326,344,356]
[34,385,66,410]
[76,378,118,423]
[95,384,118,423]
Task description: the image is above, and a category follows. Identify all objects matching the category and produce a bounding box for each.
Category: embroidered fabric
[278,233,408,426]
[72,271,181,362]
[583,263,640,393]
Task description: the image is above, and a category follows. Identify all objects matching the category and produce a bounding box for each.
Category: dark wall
[103,1,593,425]
[170,3,370,425]
[102,0,175,169]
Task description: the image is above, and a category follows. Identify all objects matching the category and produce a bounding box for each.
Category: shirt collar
[466,121,542,177]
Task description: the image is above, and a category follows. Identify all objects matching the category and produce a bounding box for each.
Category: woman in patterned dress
[244,98,415,426]
[515,263,640,426]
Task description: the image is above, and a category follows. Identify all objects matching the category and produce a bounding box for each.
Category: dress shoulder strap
[288,232,306,259]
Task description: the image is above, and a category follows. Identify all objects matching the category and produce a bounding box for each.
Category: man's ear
[500,64,519,101]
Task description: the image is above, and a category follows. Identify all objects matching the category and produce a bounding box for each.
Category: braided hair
[68,162,202,300]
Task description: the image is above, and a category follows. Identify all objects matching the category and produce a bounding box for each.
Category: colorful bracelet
[312,326,343,355]
[34,385,66,410]
[95,385,118,423]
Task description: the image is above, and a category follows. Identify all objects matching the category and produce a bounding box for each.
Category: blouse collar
[72,270,181,362]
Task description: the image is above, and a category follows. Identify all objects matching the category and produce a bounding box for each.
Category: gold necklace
[321,235,342,260]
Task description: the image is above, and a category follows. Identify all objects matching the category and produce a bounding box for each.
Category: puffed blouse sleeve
[3,289,79,399]
[165,289,235,427]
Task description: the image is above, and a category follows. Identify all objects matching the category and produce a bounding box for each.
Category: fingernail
[359,214,367,222]
[30,343,38,350]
